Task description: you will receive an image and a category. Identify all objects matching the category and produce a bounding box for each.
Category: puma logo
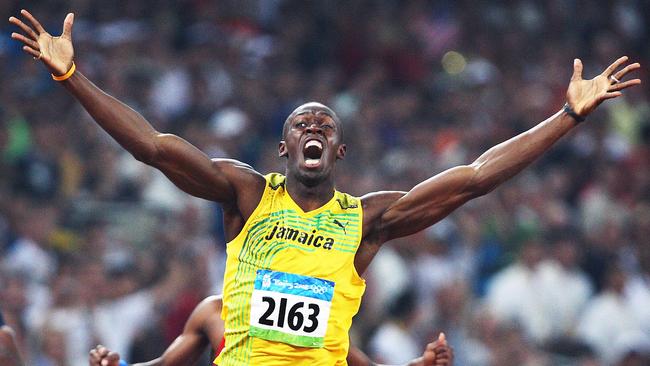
[333,219,348,234]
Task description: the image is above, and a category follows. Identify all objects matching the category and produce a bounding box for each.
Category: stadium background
[1,0,649,365]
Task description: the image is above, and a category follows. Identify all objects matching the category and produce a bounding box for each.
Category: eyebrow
[296,112,335,123]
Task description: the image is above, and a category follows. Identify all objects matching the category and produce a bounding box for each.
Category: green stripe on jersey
[249,326,324,348]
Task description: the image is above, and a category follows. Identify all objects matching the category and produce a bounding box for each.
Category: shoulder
[195,295,223,315]
[186,295,223,329]
[0,326,16,341]
[360,191,406,210]
[212,159,266,213]
[211,159,265,184]
[360,191,406,231]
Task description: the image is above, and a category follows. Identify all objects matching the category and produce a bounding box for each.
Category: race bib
[249,269,335,348]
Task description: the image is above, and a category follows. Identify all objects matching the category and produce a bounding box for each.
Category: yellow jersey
[215,173,366,365]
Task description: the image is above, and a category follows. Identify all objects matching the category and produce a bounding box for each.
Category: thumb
[438,332,447,345]
[571,58,583,81]
[62,12,73,39]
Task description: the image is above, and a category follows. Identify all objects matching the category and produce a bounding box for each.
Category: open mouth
[303,139,323,168]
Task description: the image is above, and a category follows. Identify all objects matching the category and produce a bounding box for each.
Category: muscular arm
[10,10,265,210]
[61,74,267,204]
[364,57,640,243]
[374,109,575,240]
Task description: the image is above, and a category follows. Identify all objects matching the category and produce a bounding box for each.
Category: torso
[222,173,403,277]
[216,173,366,366]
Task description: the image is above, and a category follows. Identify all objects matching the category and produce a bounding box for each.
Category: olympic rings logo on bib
[249,269,335,348]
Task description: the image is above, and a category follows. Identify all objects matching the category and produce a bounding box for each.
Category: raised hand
[421,333,454,366]
[89,345,121,366]
[567,56,641,118]
[9,9,74,76]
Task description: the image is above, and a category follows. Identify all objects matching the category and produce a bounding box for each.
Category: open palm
[9,9,74,76]
[567,57,641,117]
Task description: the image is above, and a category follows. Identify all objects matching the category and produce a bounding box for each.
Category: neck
[285,172,335,212]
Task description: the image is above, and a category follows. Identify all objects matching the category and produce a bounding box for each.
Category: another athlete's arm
[347,333,453,366]
[89,296,222,366]
[9,10,264,209]
[365,57,640,243]
[89,293,450,366]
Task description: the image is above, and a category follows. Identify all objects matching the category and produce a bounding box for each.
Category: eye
[295,122,307,128]
[322,124,333,130]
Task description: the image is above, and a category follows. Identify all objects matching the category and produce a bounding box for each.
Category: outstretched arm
[367,57,640,241]
[9,10,263,207]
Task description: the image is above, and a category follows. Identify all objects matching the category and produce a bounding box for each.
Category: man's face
[279,103,345,186]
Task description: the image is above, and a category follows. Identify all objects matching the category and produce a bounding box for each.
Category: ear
[279,141,288,157]
[336,144,346,160]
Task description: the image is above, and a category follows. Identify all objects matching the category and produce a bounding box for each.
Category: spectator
[1,1,649,364]
[576,265,645,363]
[368,288,420,364]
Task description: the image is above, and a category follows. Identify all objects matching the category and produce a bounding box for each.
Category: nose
[305,123,323,135]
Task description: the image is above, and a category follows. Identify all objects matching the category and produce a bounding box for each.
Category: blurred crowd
[1,0,649,365]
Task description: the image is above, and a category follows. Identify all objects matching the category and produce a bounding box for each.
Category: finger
[8,16,38,40]
[602,56,628,77]
[20,9,45,34]
[434,356,450,365]
[21,45,40,58]
[600,91,623,101]
[11,32,39,50]
[438,332,447,345]
[434,346,449,354]
[571,58,583,81]
[95,345,108,357]
[62,13,74,40]
[435,345,454,353]
[89,351,104,366]
[609,79,641,92]
[433,351,450,358]
[613,63,641,81]
[89,349,100,362]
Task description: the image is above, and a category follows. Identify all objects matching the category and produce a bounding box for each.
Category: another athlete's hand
[566,56,640,118]
[420,333,453,366]
[9,9,74,76]
[89,345,121,366]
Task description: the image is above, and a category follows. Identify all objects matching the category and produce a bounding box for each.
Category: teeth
[305,159,320,166]
[305,140,322,149]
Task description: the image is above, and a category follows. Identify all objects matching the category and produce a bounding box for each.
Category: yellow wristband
[51,62,76,81]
